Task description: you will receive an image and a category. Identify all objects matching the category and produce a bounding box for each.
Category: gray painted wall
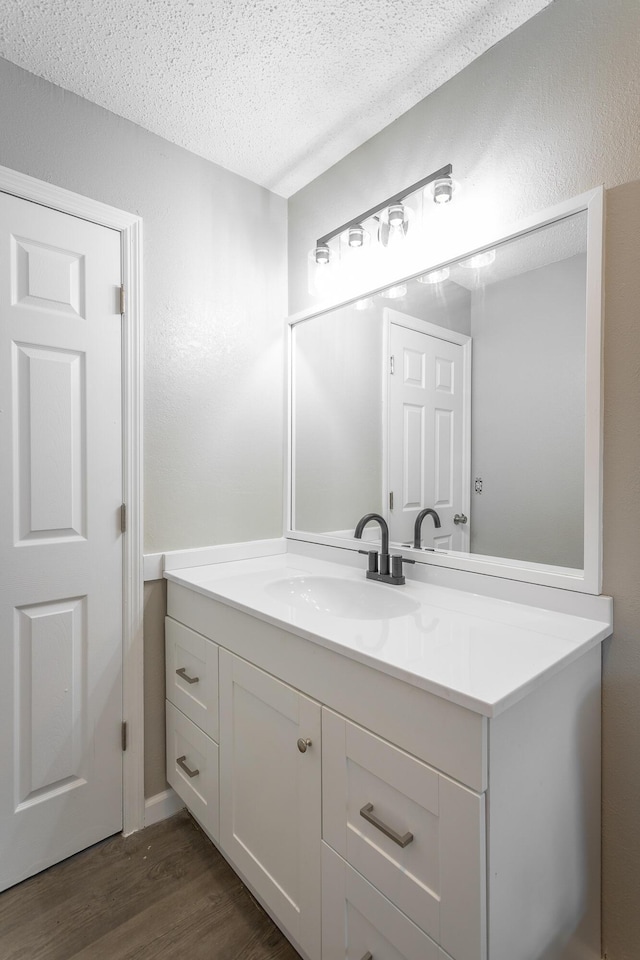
[287,2,640,956]
[0,58,287,799]
[0,57,287,556]
[293,305,383,533]
[470,255,585,568]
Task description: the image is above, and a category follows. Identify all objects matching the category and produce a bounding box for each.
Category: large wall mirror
[287,189,604,593]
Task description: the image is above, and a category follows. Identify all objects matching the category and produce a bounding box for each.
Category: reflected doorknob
[453,513,468,525]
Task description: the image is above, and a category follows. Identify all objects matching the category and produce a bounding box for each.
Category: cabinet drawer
[165,617,219,740]
[323,709,485,960]
[322,843,451,960]
[166,701,219,841]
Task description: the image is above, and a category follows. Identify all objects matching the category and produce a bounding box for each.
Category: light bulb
[380,284,407,300]
[314,243,331,265]
[460,249,496,269]
[347,224,366,247]
[379,203,411,249]
[308,243,335,297]
[417,267,450,284]
[388,204,405,227]
[431,177,454,204]
[355,298,374,311]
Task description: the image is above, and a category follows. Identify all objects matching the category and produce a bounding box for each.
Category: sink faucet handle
[358,549,379,574]
[391,554,415,580]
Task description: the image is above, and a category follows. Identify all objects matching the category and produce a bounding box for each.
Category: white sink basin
[265,575,420,620]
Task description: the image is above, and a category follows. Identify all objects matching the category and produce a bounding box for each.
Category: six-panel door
[388,315,469,551]
[0,191,124,891]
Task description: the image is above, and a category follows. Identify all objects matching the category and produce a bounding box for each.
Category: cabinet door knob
[361,953,373,960]
[297,738,312,753]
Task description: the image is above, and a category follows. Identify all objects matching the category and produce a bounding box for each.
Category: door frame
[0,163,145,835]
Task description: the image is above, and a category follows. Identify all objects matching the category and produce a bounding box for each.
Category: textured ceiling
[0,0,553,197]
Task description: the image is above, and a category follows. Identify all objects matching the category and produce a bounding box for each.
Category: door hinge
[120,502,127,534]
[119,284,126,315]
[390,355,395,375]
[122,721,128,752]
[389,491,394,510]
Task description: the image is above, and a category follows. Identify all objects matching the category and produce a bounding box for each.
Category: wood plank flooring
[0,810,301,960]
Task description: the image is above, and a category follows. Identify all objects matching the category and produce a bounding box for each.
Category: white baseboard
[144,788,184,827]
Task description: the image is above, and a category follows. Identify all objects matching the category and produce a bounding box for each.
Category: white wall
[287,2,640,957]
[470,254,586,568]
[0,57,287,556]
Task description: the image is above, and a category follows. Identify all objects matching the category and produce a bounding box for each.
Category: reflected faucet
[413,508,441,549]
[354,513,414,585]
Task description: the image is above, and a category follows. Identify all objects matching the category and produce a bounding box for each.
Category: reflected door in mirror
[388,315,470,551]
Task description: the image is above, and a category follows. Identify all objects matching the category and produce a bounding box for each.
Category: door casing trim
[0,163,145,835]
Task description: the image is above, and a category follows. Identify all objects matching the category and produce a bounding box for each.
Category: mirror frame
[285,187,604,594]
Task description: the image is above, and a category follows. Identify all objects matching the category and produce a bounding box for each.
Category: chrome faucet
[354,513,414,585]
[413,508,441,549]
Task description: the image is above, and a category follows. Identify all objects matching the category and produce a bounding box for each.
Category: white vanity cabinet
[165,572,604,960]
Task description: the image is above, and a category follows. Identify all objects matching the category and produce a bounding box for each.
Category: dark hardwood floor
[0,810,301,960]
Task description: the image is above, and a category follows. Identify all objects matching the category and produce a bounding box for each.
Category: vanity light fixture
[308,163,454,296]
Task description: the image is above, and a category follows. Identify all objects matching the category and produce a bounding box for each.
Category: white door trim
[0,163,145,835]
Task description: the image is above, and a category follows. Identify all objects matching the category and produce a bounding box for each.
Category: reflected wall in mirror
[291,208,590,573]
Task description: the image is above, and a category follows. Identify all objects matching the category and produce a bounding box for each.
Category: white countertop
[165,553,611,717]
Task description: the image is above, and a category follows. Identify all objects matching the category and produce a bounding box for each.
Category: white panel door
[0,191,123,891]
[388,320,469,551]
[219,650,322,960]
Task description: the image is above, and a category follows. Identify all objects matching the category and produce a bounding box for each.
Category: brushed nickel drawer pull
[176,755,199,778]
[176,667,200,684]
[360,802,414,848]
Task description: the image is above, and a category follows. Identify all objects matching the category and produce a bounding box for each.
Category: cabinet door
[219,650,321,960]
